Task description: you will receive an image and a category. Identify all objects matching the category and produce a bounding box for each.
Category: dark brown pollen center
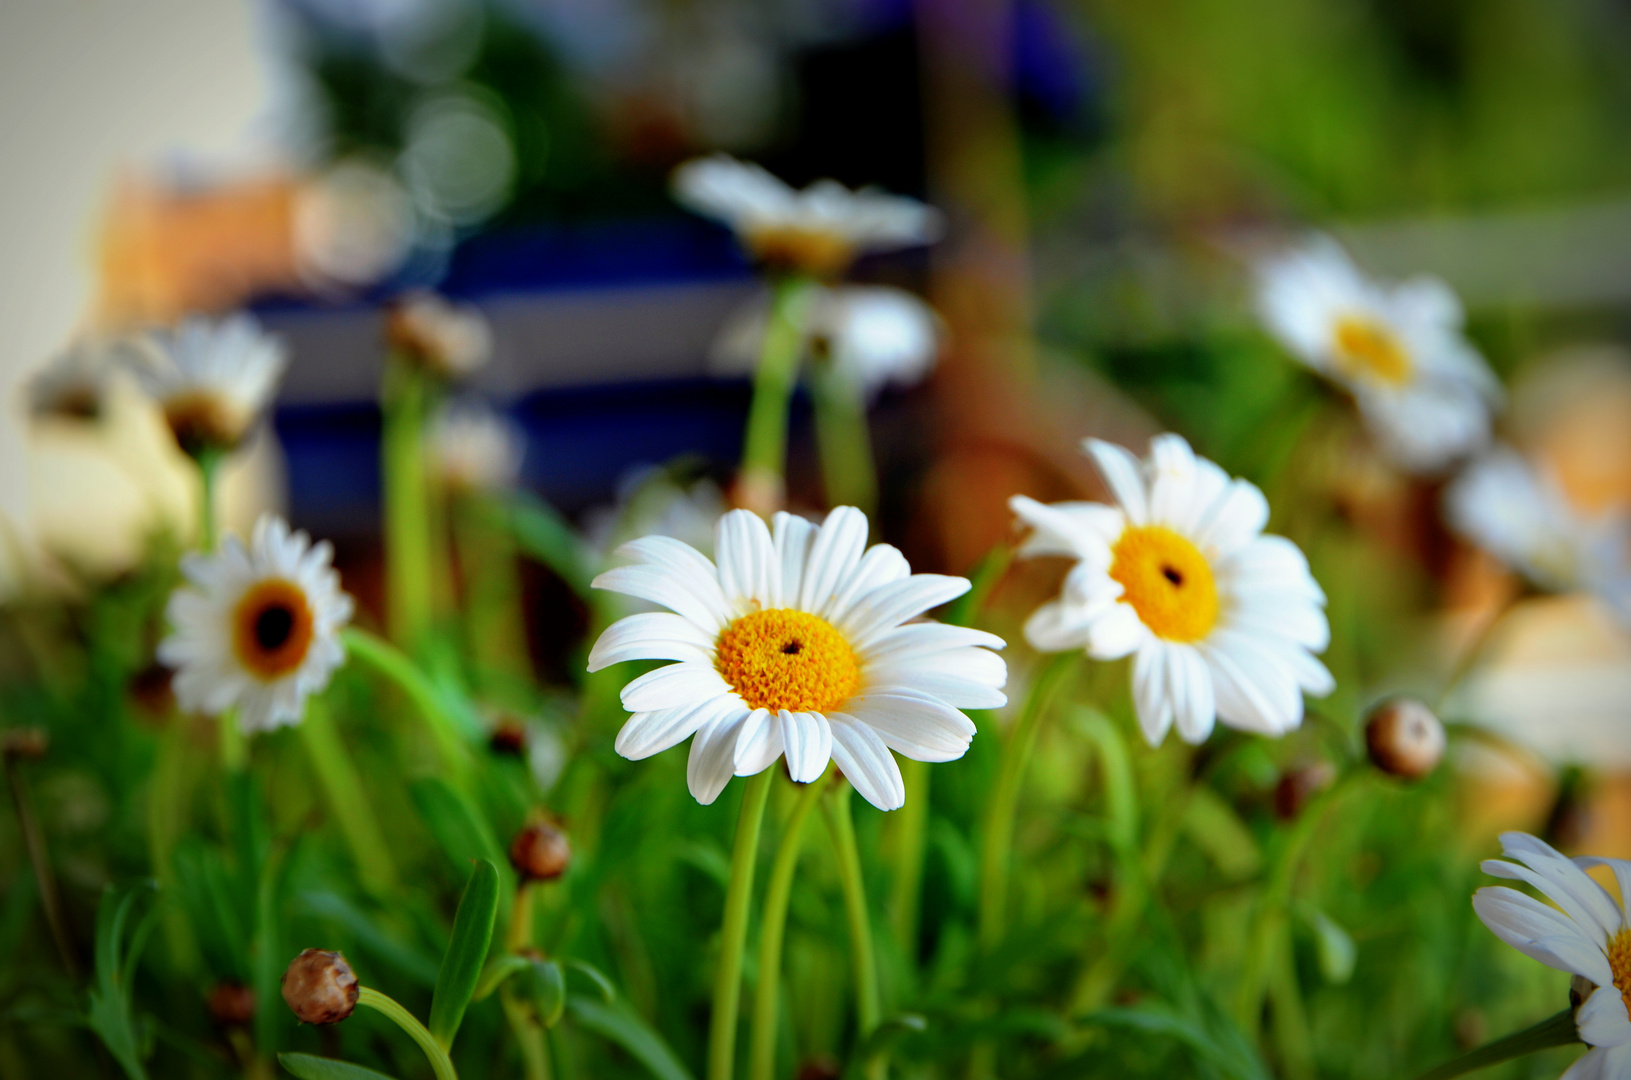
[1162,565,1184,586]
[256,605,296,651]
[782,640,803,655]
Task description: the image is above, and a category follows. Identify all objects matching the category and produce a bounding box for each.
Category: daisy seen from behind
[587,506,1006,809]
[1445,445,1631,626]
[672,154,942,280]
[1255,233,1500,473]
[160,514,354,733]
[385,290,492,380]
[133,313,288,457]
[1473,832,1631,1078]
[1011,434,1333,746]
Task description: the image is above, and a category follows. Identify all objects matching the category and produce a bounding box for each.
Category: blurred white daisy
[160,514,354,733]
[429,400,524,493]
[583,466,726,560]
[1473,832,1631,1076]
[1446,446,1631,623]
[1255,234,1500,473]
[134,314,288,457]
[27,337,120,422]
[587,506,1006,809]
[712,285,942,400]
[1011,434,1333,745]
[385,291,491,379]
[672,154,942,279]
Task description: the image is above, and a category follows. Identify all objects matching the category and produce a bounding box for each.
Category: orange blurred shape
[96,171,303,328]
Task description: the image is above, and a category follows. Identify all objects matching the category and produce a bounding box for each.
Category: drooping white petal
[592,564,733,634]
[778,710,833,783]
[828,715,905,811]
[1167,643,1216,744]
[1489,832,1626,942]
[1085,603,1147,660]
[619,662,733,713]
[733,708,783,776]
[688,707,753,805]
[1132,642,1175,746]
[615,696,729,760]
[587,612,717,672]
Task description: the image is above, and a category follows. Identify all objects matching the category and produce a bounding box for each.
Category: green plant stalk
[146,718,200,971]
[1267,921,1314,1080]
[4,751,76,977]
[977,652,1076,953]
[342,627,471,780]
[888,757,929,954]
[708,768,775,1080]
[382,357,436,656]
[196,448,223,553]
[1411,1009,1579,1080]
[299,697,400,896]
[749,774,828,1080]
[822,781,883,1080]
[454,494,534,695]
[359,986,460,1080]
[809,363,877,517]
[737,277,815,508]
[220,709,247,773]
[503,882,551,1080]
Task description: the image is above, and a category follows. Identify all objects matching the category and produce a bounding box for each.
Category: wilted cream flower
[673,155,941,279]
[1012,435,1333,745]
[1255,234,1500,473]
[159,515,353,733]
[429,400,525,493]
[588,507,1006,810]
[133,314,288,457]
[385,291,491,379]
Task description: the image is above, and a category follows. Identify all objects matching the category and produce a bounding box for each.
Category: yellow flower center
[233,578,316,679]
[743,225,855,280]
[1610,927,1631,1022]
[1332,315,1413,386]
[1109,525,1220,643]
[715,609,861,714]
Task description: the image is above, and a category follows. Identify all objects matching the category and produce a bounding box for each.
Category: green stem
[1267,922,1313,1080]
[749,774,828,1080]
[809,363,877,517]
[1411,1009,1579,1080]
[299,697,400,897]
[455,494,533,696]
[197,449,222,552]
[342,627,471,779]
[977,653,1076,953]
[358,986,460,1080]
[822,781,882,1080]
[500,883,552,1080]
[220,710,247,773]
[382,358,436,656]
[708,769,775,1080]
[738,278,816,511]
[888,758,929,955]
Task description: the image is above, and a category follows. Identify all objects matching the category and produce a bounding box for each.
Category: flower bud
[1274,760,1336,820]
[281,948,359,1025]
[208,981,257,1027]
[509,820,571,882]
[385,292,490,380]
[1364,698,1445,780]
[2,727,48,761]
[489,717,528,758]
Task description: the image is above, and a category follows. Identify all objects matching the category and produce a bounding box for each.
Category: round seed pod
[207,981,257,1027]
[1273,760,1337,820]
[281,948,359,1025]
[1365,698,1446,781]
[509,820,571,883]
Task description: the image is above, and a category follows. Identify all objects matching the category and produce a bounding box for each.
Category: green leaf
[564,959,617,1003]
[409,778,506,874]
[1296,902,1357,985]
[298,892,441,987]
[567,993,695,1080]
[506,492,596,600]
[523,958,567,1028]
[429,859,500,1048]
[278,1053,400,1080]
[86,883,159,1080]
[1082,1005,1270,1080]
[474,954,532,1001]
[1181,785,1263,881]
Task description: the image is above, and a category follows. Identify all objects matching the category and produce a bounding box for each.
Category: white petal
[1009,495,1122,560]
[1201,639,1293,735]
[1472,886,1595,975]
[1559,1045,1628,1080]
[1578,987,1631,1048]
[825,544,912,624]
[615,696,726,760]
[772,512,816,608]
[799,507,870,615]
[1489,833,1625,943]
[593,564,732,634]
[588,613,717,672]
[1166,643,1216,744]
[619,662,732,712]
[867,648,1009,709]
[828,715,905,811]
[1132,643,1175,746]
[1575,857,1631,927]
[715,509,777,608]
[778,710,832,783]
[1226,595,1331,651]
[1023,599,1095,653]
[733,708,783,775]
[847,690,976,762]
[1084,439,1149,524]
[688,707,753,805]
[839,574,970,649]
[1086,603,1148,660]
[864,623,1007,664]
[1195,479,1270,557]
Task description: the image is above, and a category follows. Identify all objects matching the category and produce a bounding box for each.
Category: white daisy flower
[27,337,120,422]
[587,506,1006,810]
[1473,832,1631,1077]
[672,154,942,279]
[429,400,525,493]
[133,314,288,457]
[1446,446,1631,623]
[385,291,491,379]
[711,285,942,400]
[159,514,354,733]
[1255,233,1500,473]
[583,468,726,561]
[1010,434,1333,746]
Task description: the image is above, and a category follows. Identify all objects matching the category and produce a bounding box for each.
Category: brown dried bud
[1365,698,1446,781]
[281,949,359,1025]
[385,292,490,380]
[128,662,177,720]
[2,728,49,761]
[489,718,528,758]
[509,820,571,882]
[1273,760,1336,820]
[794,1057,843,1080]
[207,981,257,1027]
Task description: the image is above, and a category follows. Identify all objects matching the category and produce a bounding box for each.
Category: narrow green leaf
[1083,1005,1270,1080]
[474,954,531,1001]
[1181,785,1264,881]
[564,959,617,1003]
[409,778,506,874]
[86,884,157,1080]
[505,492,596,599]
[567,994,695,1080]
[1296,903,1357,985]
[524,959,566,1028]
[298,892,441,987]
[429,859,500,1048]
[278,1052,400,1080]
